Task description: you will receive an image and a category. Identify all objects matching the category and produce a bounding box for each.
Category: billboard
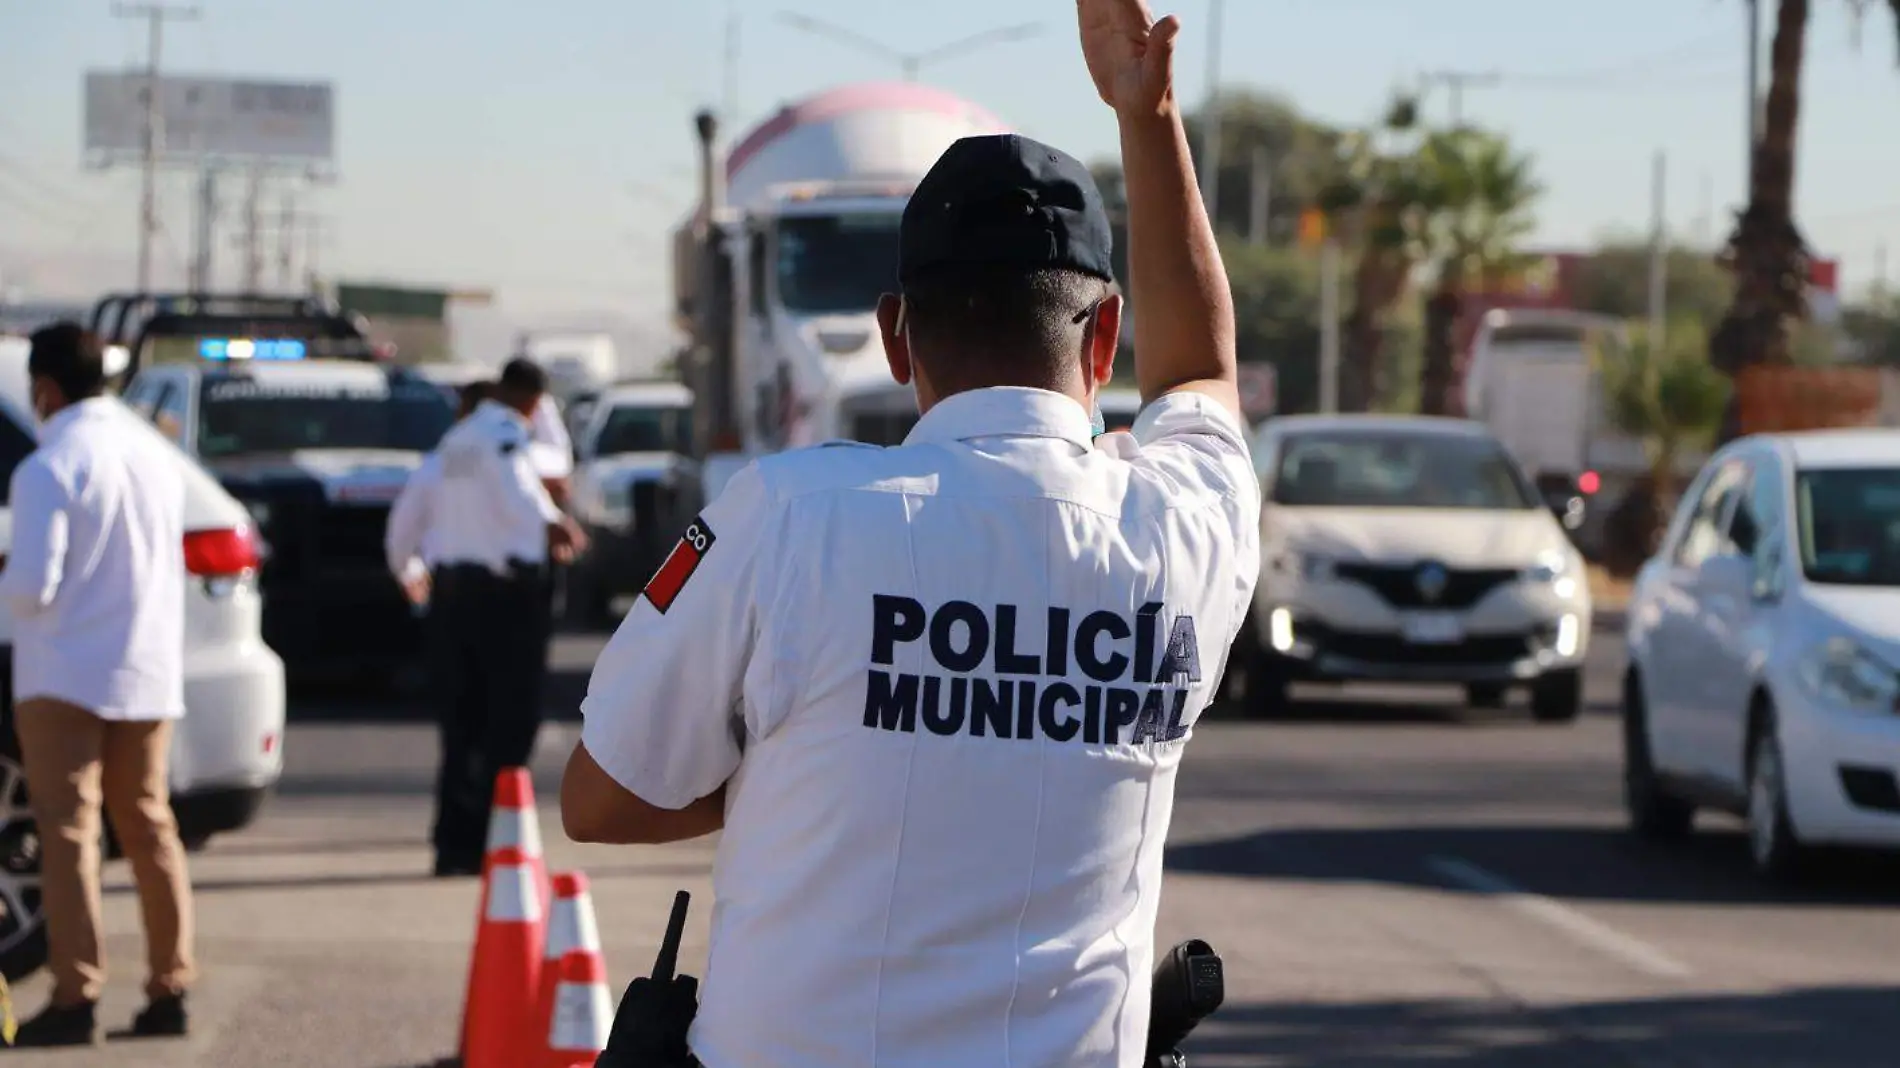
[83,72,334,166]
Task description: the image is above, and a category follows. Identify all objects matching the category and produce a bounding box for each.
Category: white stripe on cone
[486,803,545,857]
[549,978,612,1053]
[543,891,601,963]
[485,863,543,924]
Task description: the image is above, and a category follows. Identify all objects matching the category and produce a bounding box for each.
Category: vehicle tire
[1746,704,1808,881]
[1466,683,1507,710]
[1530,668,1583,724]
[0,727,48,981]
[1622,671,1695,841]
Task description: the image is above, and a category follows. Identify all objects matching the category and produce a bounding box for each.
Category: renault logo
[1415,562,1449,603]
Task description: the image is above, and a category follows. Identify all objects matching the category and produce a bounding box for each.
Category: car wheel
[1466,683,1507,710]
[1622,672,1694,841]
[1530,668,1583,724]
[1747,707,1807,880]
[0,740,48,981]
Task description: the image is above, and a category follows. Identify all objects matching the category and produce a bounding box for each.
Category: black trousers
[427,561,553,870]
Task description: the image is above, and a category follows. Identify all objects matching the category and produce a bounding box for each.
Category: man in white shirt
[0,323,193,1047]
[385,379,493,608]
[561,3,1258,1066]
[424,360,586,877]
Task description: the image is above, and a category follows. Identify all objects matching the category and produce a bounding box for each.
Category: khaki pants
[13,697,194,1006]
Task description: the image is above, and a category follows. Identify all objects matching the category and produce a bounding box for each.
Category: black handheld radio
[1145,939,1226,1067]
[594,890,701,1068]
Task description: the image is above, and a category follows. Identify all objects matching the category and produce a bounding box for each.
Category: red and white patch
[642,516,717,614]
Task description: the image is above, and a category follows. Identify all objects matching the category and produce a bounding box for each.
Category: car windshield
[594,404,691,456]
[776,213,901,315]
[1271,429,1539,510]
[197,378,456,458]
[1796,467,1900,586]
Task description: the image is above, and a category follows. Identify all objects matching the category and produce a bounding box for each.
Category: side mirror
[1695,552,1754,598]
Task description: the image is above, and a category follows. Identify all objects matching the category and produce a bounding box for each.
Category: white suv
[1624,430,1900,878]
[1233,415,1593,721]
[0,338,286,979]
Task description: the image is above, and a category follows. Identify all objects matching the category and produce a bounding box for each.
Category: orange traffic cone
[460,845,547,1068]
[459,768,550,1058]
[531,872,602,1063]
[540,949,612,1068]
[483,767,549,902]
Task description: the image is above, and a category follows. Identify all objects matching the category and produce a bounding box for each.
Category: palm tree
[1600,318,1732,573]
[1709,0,1900,439]
[1413,129,1542,417]
[1318,97,1430,413]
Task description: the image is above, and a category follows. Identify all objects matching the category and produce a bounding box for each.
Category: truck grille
[241,486,389,582]
[1335,562,1520,610]
[1305,623,1538,666]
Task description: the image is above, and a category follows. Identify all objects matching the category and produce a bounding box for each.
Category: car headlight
[1275,552,1336,583]
[1798,637,1900,713]
[1523,550,1574,585]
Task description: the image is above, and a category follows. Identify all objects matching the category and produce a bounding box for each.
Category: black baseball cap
[898,134,1116,288]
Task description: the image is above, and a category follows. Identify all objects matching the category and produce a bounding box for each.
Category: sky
[3,0,1899,360]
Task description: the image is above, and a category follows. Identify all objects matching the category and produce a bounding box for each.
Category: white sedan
[1233,415,1592,721]
[1623,429,1900,878]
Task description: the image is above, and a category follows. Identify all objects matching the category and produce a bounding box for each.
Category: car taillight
[184,526,260,577]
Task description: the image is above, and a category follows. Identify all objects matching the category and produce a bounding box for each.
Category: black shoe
[5,1000,99,1048]
[129,993,189,1038]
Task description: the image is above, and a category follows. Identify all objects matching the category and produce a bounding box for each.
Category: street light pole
[776,12,1043,83]
[113,2,200,292]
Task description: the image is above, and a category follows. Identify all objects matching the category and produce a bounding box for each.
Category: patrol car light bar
[199,338,308,362]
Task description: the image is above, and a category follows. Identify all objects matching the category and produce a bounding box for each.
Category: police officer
[561,1,1257,1065]
[427,359,587,877]
[385,379,494,609]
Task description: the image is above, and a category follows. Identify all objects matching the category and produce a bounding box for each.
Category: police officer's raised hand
[1077,0,1182,117]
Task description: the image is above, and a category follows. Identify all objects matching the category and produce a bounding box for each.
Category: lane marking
[1427,855,1694,980]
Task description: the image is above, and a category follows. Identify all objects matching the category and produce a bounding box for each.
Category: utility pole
[302,214,326,295]
[1421,69,1501,128]
[1647,150,1669,352]
[1248,146,1272,247]
[1198,0,1225,224]
[189,166,217,291]
[113,2,200,292]
[276,188,297,290]
[1319,238,1341,414]
[240,166,264,291]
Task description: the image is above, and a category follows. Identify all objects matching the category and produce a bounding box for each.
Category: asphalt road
[11,622,1900,1067]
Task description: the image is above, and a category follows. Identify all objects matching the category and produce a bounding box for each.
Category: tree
[1598,318,1732,574]
[1571,242,1735,327]
[1413,129,1542,416]
[1709,0,1900,440]
[1221,238,1327,412]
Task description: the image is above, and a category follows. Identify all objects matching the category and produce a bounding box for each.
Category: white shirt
[530,394,574,480]
[580,387,1262,1068]
[384,451,443,583]
[428,400,563,572]
[0,398,187,721]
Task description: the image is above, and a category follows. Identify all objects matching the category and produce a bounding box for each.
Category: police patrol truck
[103,293,458,682]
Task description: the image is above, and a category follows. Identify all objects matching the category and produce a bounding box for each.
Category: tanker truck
[673,83,1010,498]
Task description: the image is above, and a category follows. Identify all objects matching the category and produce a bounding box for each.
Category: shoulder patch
[642,515,717,614]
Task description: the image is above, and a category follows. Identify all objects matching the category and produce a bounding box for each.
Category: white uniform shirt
[427,400,563,572]
[0,397,187,721]
[383,451,443,583]
[580,386,1261,1068]
[529,394,574,480]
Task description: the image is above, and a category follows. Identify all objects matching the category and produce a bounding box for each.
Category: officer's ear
[877,292,913,386]
[1086,291,1124,389]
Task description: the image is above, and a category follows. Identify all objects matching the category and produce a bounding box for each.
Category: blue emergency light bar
[199,338,307,362]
